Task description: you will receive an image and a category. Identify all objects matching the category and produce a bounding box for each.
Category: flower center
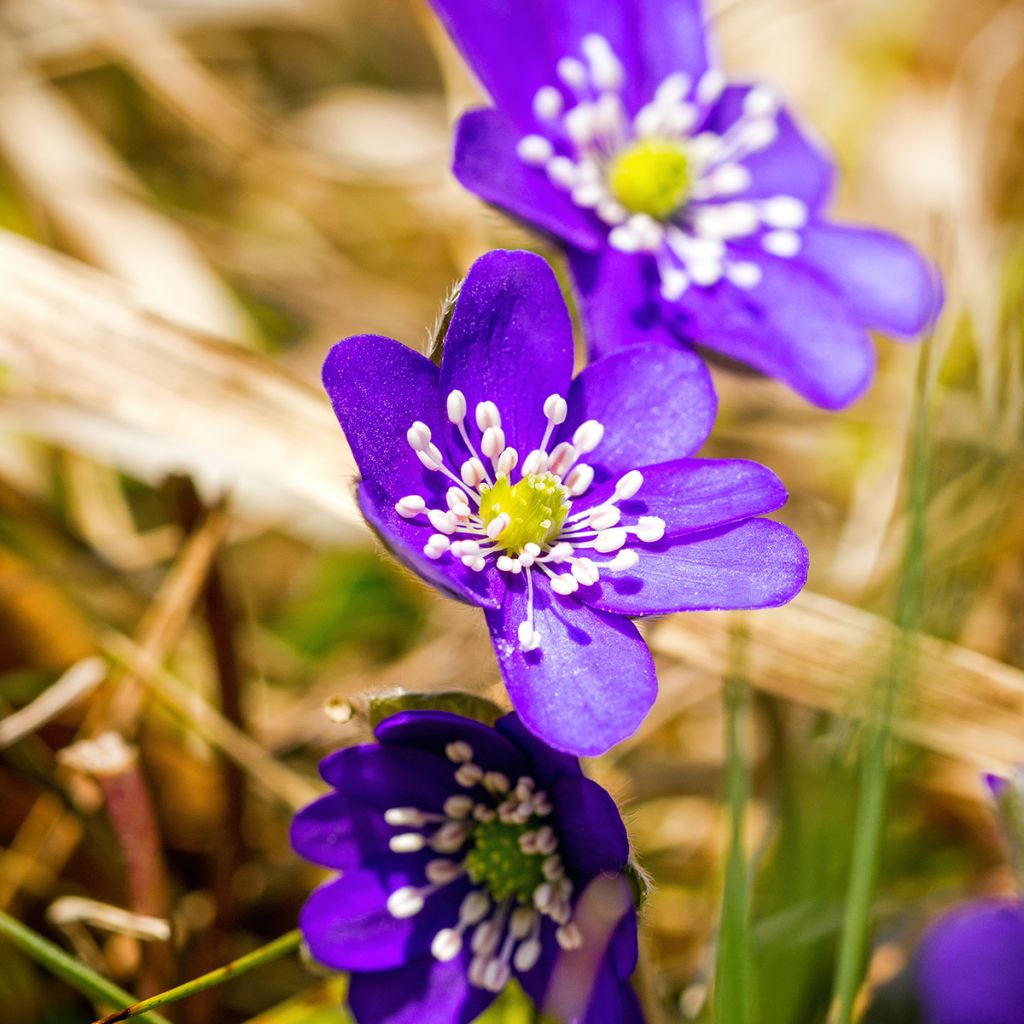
[465,818,548,904]
[478,473,569,555]
[608,139,692,219]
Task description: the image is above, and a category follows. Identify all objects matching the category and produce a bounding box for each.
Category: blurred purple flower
[915,900,1024,1024]
[323,249,807,755]
[429,0,943,409]
[292,709,644,1024]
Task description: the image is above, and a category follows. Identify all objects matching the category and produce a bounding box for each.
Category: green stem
[830,362,930,1024]
[91,929,303,1024]
[714,626,755,1024]
[0,909,171,1024]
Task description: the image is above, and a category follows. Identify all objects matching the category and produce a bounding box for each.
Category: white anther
[450,540,480,558]
[433,822,470,852]
[542,854,564,880]
[689,257,724,287]
[597,198,628,225]
[469,955,489,987]
[695,201,759,240]
[386,886,425,918]
[516,134,554,165]
[428,510,456,535]
[534,826,557,854]
[487,513,511,540]
[571,558,600,586]
[548,441,576,478]
[385,807,425,826]
[633,103,664,138]
[572,420,605,453]
[533,85,564,120]
[762,229,802,258]
[482,426,506,459]
[565,464,594,496]
[514,939,542,972]
[556,923,584,950]
[588,505,621,531]
[587,49,624,92]
[761,195,808,229]
[465,556,486,572]
[446,389,467,424]
[431,928,463,961]
[496,447,518,476]
[707,162,752,196]
[696,68,726,106]
[461,458,486,487]
[556,56,587,89]
[660,102,698,135]
[743,84,779,118]
[547,156,578,190]
[510,906,538,939]
[614,470,644,500]
[548,542,573,562]
[543,394,568,424]
[482,959,511,993]
[518,830,539,854]
[455,763,484,787]
[446,740,474,763]
[607,549,640,572]
[524,542,541,557]
[655,71,692,106]
[533,883,555,912]
[518,622,541,651]
[472,921,501,956]
[608,224,641,253]
[737,117,778,152]
[518,550,536,568]
[661,267,690,301]
[636,516,666,542]
[389,833,426,854]
[443,794,474,818]
[395,495,426,518]
[550,574,578,596]
[446,486,466,509]
[476,401,501,431]
[484,771,510,794]
[406,421,432,451]
[460,889,491,925]
[521,449,549,476]
[726,261,763,289]
[417,445,444,471]
[426,858,464,884]
[565,103,596,145]
[628,213,664,249]
[572,182,605,209]
[593,528,628,553]
[496,555,515,572]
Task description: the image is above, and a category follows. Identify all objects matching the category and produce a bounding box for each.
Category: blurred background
[0,0,1022,1021]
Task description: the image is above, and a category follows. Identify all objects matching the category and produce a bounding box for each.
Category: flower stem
[714,625,755,1024]
[830,359,931,1024]
[0,909,170,1024]
[90,929,303,1023]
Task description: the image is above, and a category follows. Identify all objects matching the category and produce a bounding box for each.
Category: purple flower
[914,900,1024,1024]
[429,0,943,409]
[323,249,807,755]
[291,709,644,1024]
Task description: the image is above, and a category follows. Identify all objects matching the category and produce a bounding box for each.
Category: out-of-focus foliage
[0,0,1022,1022]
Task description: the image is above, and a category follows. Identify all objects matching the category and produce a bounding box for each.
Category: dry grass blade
[649,591,1024,770]
[0,229,357,535]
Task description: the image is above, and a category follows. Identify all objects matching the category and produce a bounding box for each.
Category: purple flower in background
[323,249,807,755]
[914,900,1024,1024]
[430,0,943,409]
[292,709,644,1023]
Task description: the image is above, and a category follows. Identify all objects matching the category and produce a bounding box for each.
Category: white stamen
[762,229,802,258]
[445,740,474,763]
[761,195,807,228]
[482,959,511,993]
[516,134,554,165]
[572,420,605,453]
[428,510,455,535]
[582,33,624,91]
[615,470,644,499]
[726,261,763,289]
[636,516,666,542]
[484,771,510,794]
[655,71,691,106]
[455,763,484,787]
[481,426,506,459]
[461,458,486,488]
[593,527,628,552]
[389,833,426,854]
[476,401,501,431]
[461,889,491,925]
[486,513,511,540]
[496,447,518,477]
[510,906,538,939]
[607,549,640,572]
[518,621,540,651]
[556,923,584,950]
[696,68,726,106]
[565,104,597,146]
[386,886,425,918]
[521,450,549,476]
[660,267,689,301]
[565,464,594,496]
[556,56,587,89]
[743,84,779,118]
[406,421,432,451]
[446,389,467,424]
[385,807,426,826]
[417,445,444,471]
[443,794,474,818]
[433,821,470,853]
[571,558,600,586]
[550,573,578,596]
[533,85,564,120]
[548,441,575,478]
[426,858,464,884]
[395,495,425,518]
[543,394,568,424]
[588,505,621,531]
[514,939,542,972]
[431,928,463,961]
[547,156,578,190]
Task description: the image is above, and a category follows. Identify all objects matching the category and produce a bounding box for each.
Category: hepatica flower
[431,0,943,409]
[292,709,643,1023]
[323,249,807,755]
[914,900,1024,1024]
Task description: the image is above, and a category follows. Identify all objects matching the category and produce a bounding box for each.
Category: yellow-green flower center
[478,474,569,555]
[465,818,547,904]
[608,139,693,219]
